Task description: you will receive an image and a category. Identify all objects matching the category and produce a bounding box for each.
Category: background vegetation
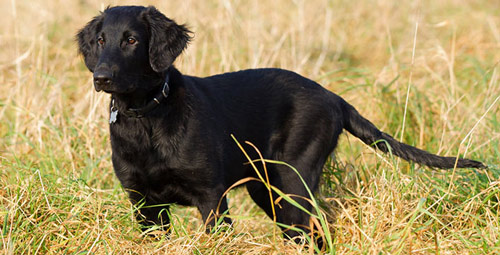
[1,0,499,254]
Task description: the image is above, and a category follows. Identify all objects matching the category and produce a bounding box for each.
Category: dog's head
[77,6,191,93]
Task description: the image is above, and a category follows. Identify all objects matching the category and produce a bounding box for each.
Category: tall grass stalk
[1,0,499,254]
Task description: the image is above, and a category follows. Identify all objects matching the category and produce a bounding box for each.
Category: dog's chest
[110,121,212,205]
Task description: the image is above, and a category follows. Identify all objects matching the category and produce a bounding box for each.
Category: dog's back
[77,5,486,244]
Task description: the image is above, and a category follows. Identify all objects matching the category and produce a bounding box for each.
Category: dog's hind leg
[246,164,321,243]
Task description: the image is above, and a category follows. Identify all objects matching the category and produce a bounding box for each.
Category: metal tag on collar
[161,80,169,98]
[110,99,118,124]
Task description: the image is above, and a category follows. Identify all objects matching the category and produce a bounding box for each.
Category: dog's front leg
[197,189,232,232]
[111,156,172,233]
[126,189,172,233]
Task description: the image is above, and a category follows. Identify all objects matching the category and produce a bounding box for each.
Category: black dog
[77,5,485,241]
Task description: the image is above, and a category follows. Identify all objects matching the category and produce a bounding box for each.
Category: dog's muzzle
[93,68,113,92]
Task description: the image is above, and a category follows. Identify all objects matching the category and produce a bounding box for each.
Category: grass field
[1,0,499,254]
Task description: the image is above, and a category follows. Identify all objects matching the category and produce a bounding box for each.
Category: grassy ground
[1,0,499,254]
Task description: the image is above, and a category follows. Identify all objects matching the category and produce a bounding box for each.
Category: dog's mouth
[94,78,124,93]
[95,87,114,93]
[94,82,111,93]
[94,83,136,94]
[94,86,113,93]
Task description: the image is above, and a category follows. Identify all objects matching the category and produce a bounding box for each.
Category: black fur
[141,7,192,72]
[77,14,103,71]
[77,5,486,242]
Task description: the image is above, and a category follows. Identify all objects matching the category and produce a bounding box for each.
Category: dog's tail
[341,101,486,169]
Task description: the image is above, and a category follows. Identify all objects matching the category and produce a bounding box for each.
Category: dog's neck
[110,68,175,121]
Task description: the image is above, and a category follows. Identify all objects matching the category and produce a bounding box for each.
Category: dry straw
[1,0,499,254]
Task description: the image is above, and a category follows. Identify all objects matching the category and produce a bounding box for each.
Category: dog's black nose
[93,70,113,90]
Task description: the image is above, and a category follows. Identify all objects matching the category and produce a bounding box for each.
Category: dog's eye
[127,37,137,45]
[97,36,105,46]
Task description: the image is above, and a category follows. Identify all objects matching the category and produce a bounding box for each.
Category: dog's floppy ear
[142,6,192,73]
[77,13,104,72]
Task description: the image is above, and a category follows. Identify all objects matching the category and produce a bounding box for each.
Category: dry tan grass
[1,0,499,254]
